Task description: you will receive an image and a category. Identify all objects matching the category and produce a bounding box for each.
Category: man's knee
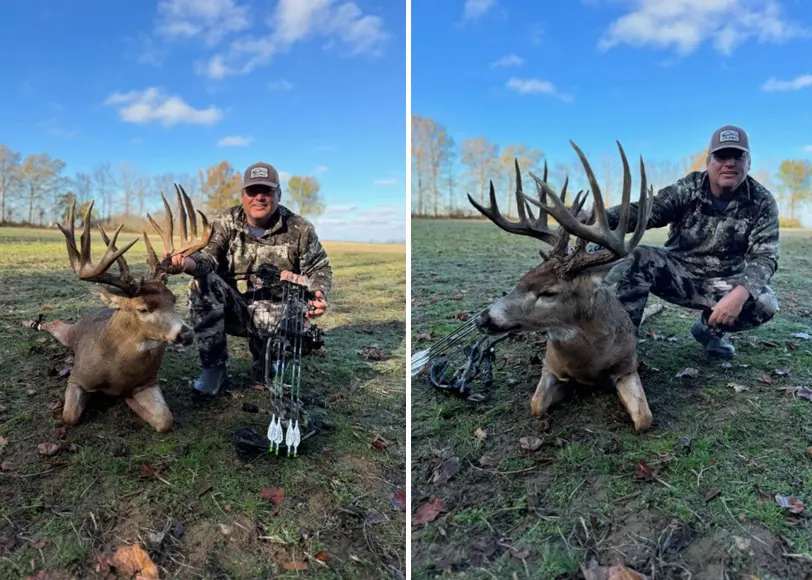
[752,288,779,324]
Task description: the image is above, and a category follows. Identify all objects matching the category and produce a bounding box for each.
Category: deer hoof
[530,395,544,417]
[632,411,653,432]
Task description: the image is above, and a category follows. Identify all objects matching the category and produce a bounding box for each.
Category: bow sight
[241,263,325,458]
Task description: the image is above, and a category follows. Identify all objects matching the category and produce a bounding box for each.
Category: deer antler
[467,159,589,256]
[521,140,654,277]
[56,200,141,295]
[143,184,213,281]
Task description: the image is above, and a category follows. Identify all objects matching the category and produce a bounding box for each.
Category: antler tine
[626,155,654,251]
[174,184,189,246]
[145,192,175,256]
[56,199,140,294]
[466,178,559,246]
[172,184,212,256]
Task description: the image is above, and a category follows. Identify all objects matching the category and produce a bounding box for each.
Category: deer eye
[138,306,149,313]
[537,290,558,298]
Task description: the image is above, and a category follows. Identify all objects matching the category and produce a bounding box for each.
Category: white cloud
[490,54,523,68]
[104,87,223,126]
[217,135,252,146]
[373,178,397,186]
[761,74,812,91]
[268,79,294,91]
[463,0,496,20]
[310,203,405,243]
[155,0,250,46]
[506,77,572,101]
[803,145,812,153]
[196,0,389,80]
[314,165,328,174]
[597,0,810,56]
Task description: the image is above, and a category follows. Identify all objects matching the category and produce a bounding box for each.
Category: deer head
[57,185,212,347]
[469,141,653,335]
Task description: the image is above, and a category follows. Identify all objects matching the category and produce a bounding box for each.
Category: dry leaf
[111,544,159,580]
[283,560,308,571]
[478,455,499,467]
[0,436,8,450]
[390,489,406,512]
[759,374,772,384]
[519,436,543,452]
[259,486,285,505]
[413,497,445,526]
[473,427,487,440]
[775,494,805,514]
[727,382,749,393]
[0,461,13,471]
[313,551,330,562]
[371,434,390,450]
[37,443,59,456]
[675,367,699,378]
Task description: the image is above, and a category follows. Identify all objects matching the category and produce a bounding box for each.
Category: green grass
[0,226,406,579]
[410,218,812,580]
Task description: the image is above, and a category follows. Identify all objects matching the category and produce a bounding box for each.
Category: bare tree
[0,144,21,223]
[18,153,65,225]
[460,136,500,207]
[498,143,543,217]
[92,162,116,222]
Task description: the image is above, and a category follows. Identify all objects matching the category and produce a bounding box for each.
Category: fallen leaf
[313,551,329,562]
[704,488,722,502]
[775,494,805,514]
[432,455,460,485]
[773,367,792,376]
[390,489,406,512]
[634,460,654,480]
[604,439,621,454]
[0,436,8,450]
[759,374,772,384]
[788,342,798,350]
[196,483,213,497]
[259,487,285,505]
[111,544,159,580]
[473,427,487,440]
[451,292,464,300]
[365,509,390,525]
[0,461,13,471]
[283,560,308,571]
[478,455,499,467]
[370,434,390,450]
[360,346,384,361]
[139,464,157,478]
[413,497,445,526]
[727,382,749,393]
[519,436,543,452]
[675,367,699,378]
[218,524,231,536]
[37,443,59,457]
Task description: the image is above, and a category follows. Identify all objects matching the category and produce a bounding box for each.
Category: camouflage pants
[613,246,779,337]
[188,272,311,368]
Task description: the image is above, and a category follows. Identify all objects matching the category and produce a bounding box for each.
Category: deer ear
[98,287,129,309]
[585,259,632,289]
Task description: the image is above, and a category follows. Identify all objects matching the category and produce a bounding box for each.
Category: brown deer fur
[42,186,212,432]
[469,141,655,432]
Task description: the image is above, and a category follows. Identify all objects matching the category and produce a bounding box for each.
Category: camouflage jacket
[603,171,779,298]
[188,204,333,298]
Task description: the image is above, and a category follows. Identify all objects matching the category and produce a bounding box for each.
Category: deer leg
[615,371,653,432]
[530,370,569,417]
[62,381,90,425]
[124,385,173,433]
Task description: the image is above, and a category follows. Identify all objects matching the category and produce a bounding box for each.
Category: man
[597,125,780,359]
[166,161,332,395]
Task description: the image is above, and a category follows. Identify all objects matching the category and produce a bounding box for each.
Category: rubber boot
[191,364,228,397]
[691,320,735,359]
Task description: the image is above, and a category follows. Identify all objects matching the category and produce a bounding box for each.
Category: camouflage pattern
[189,204,332,298]
[612,246,779,337]
[186,204,331,369]
[597,170,780,336]
[188,272,319,368]
[603,171,780,299]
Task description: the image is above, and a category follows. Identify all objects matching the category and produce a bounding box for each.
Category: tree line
[411,114,812,227]
[0,143,326,232]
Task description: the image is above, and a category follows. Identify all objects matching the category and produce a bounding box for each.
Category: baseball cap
[709,125,750,154]
[243,162,280,189]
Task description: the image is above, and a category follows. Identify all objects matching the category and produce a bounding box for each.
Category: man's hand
[708,285,750,327]
[162,252,195,275]
[307,290,327,319]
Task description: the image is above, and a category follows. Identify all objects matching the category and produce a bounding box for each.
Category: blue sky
[412,0,812,223]
[0,0,406,243]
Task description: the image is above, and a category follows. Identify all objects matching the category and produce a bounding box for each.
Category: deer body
[45,187,211,432]
[470,142,655,432]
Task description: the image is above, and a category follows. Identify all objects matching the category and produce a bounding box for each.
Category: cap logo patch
[719,129,740,143]
[250,167,269,179]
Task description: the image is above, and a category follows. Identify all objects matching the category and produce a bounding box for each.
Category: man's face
[707,148,749,193]
[241,184,280,224]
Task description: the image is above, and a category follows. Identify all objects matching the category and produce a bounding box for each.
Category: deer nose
[177,326,195,346]
[475,311,492,332]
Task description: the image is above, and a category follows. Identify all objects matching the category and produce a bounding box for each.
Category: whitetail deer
[469,141,655,432]
[40,186,212,432]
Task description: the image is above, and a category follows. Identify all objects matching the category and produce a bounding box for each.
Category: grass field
[411,218,812,580]
[0,226,406,579]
